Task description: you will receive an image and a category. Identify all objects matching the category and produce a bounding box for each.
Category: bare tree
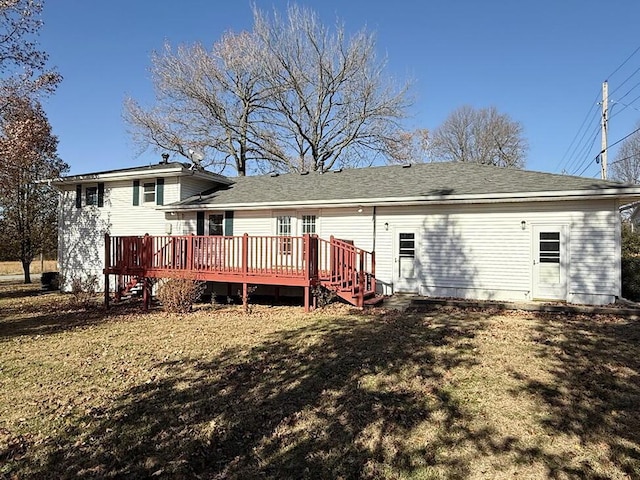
[125,32,271,176]
[0,0,61,104]
[429,105,528,168]
[253,4,410,172]
[385,128,430,164]
[611,123,640,184]
[0,94,66,283]
[127,4,411,175]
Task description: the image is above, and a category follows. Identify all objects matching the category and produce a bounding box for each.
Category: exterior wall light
[384,222,389,231]
[521,220,526,230]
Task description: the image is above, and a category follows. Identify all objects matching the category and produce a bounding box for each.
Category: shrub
[621,224,640,301]
[157,278,205,313]
[69,274,99,307]
[622,256,640,301]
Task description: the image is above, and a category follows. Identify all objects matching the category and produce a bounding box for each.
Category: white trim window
[277,215,292,254]
[301,214,316,234]
[143,182,156,204]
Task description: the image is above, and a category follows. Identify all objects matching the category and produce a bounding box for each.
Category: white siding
[180,176,217,200]
[58,177,179,291]
[60,173,622,306]
[375,200,620,304]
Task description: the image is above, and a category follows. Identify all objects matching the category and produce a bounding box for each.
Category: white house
[51,160,640,306]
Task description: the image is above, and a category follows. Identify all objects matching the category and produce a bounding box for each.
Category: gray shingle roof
[52,161,232,185]
[171,162,639,208]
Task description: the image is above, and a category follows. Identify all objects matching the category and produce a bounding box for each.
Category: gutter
[157,189,640,212]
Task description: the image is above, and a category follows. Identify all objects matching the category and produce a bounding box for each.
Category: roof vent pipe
[160,153,170,164]
[319,159,325,174]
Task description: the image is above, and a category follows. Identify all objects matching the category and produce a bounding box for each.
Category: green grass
[1,283,639,479]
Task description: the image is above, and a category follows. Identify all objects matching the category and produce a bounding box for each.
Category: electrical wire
[606,126,640,152]
[566,122,601,175]
[606,44,640,81]
[557,90,601,173]
[608,151,640,167]
[609,66,640,96]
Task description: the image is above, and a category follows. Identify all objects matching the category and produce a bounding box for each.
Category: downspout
[372,206,377,252]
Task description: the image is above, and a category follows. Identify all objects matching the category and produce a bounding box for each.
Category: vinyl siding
[375,200,620,304]
[58,177,179,291]
[180,176,217,200]
[60,176,622,306]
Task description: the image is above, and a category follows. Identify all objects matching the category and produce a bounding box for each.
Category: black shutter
[75,185,82,208]
[196,211,205,235]
[224,211,234,236]
[132,180,140,206]
[98,183,104,207]
[156,178,164,205]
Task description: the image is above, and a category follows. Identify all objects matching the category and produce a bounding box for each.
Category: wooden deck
[103,233,379,311]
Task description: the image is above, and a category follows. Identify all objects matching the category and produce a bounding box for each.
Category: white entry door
[532,225,568,301]
[394,230,420,293]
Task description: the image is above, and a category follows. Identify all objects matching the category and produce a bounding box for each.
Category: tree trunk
[22,259,31,284]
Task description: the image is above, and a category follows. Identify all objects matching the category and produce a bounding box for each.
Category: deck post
[304,285,310,312]
[371,251,376,295]
[104,273,110,309]
[115,275,122,302]
[242,233,249,274]
[358,253,365,307]
[330,235,336,283]
[143,277,150,310]
[242,282,248,311]
[104,233,111,309]
[187,234,194,271]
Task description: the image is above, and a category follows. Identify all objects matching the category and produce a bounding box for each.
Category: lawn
[1,283,639,479]
[0,260,57,276]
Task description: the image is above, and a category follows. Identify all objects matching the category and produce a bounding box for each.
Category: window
[209,214,224,235]
[143,182,155,203]
[302,215,316,234]
[399,233,416,257]
[539,232,560,263]
[85,186,98,206]
[277,215,292,254]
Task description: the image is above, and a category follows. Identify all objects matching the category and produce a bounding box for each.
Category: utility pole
[601,80,609,179]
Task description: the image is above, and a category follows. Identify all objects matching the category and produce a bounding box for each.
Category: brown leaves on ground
[1,282,640,479]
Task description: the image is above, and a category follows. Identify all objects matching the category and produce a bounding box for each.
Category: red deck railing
[104,233,375,309]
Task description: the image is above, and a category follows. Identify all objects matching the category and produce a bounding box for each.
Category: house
[51,160,640,308]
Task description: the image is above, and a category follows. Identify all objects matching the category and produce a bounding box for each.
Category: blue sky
[39,1,640,177]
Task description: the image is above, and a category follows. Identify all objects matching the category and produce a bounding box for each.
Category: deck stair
[317,237,383,308]
[115,275,143,300]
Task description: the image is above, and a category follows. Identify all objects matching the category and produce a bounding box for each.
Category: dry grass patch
[0,260,57,276]
[1,284,639,479]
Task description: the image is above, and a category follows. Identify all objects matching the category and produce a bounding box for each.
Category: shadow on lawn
[516,313,640,478]
[33,310,490,479]
[0,283,144,339]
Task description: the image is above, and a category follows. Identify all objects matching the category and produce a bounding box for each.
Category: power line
[615,77,640,103]
[606,125,640,152]
[557,90,601,173]
[609,65,640,96]
[607,44,640,80]
[567,122,601,175]
[577,155,599,177]
[608,151,640,167]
